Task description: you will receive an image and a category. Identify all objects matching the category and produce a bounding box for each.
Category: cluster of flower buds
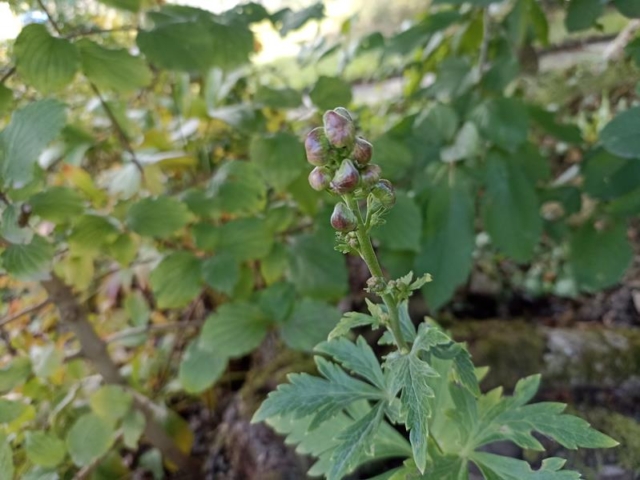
[304,107,396,233]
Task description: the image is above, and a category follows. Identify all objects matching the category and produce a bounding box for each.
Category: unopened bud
[331,159,360,194]
[372,179,396,208]
[360,164,381,188]
[352,137,373,166]
[305,127,330,166]
[333,107,353,122]
[330,202,357,232]
[323,110,355,149]
[308,166,332,191]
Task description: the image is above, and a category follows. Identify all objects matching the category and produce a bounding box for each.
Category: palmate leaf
[474,375,618,452]
[471,454,580,480]
[252,357,386,427]
[328,312,380,340]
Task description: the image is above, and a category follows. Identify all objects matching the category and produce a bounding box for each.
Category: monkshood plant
[252,108,617,480]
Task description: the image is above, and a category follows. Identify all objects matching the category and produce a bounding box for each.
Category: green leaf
[78,39,152,92]
[275,2,324,36]
[200,302,269,358]
[122,410,145,449]
[582,149,640,200]
[372,134,414,181]
[328,402,385,480]
[66,413,115,467]
[216,218,273,261]
[309,76,352,111]
[569,221,632,291]
[288,233,348,301]
[90,385,133,422]
[201,253,239,295]
[150,252,202,308]
[280,299,342,352]
[328,312,379,341]
[25,432,66,467]
[253,357,385,425]
[416,175,475,311]
[208,161,267,217]
[0,357,31,393]
[600,107,640,159]
[0,99,66,187]
[255,86,302,108]
[470,98,529,152]
[0,85,13,114]
[414,104,459,146]
[1,204,33,244]
[440,122,481,163]
[250,132,304,191]
[565,0,603,32]
[472,453,580,480]
[30,344,63,379]
[0,399,29,424]
[528,107,582,144]
[137,9,253,71]
[0,434,14,479]
[258,282,296,324]
[68,215,119,254]
[474,375,618,453]
[613,0,640,18]
[179,339,228,394]
[97,0,141,12]
[14,24,79,92]
[260,242,289,285]
[373,192,422,252]
[387,352,438,473]
[482,152,542,262]
[127,197,191,238]
[1,235,53,281]
[315,337,385,390]
[29,187,85,223]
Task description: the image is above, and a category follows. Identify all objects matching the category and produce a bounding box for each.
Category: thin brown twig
[88,83,145,174]
[0,299,51,328]
[65,26,138,39]
[0,67,16,85]
[36,0,62,33]
[105,319,205,344]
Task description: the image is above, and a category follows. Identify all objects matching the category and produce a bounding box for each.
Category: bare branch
[0,67,16,85]
[0,299,51,328]
[106,319,205,344]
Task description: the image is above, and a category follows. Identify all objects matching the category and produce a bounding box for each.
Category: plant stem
[344,195,409,352]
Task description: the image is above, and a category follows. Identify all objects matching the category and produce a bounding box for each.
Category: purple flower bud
[331,202,357,232]
[352,137,373,167]
[308,166,332,191]
[323,110,355,149]
[305,127,330,166]
[360,164,381,188]
[372,179,396,208]
[331,159,360,194]
[334,107,353,122]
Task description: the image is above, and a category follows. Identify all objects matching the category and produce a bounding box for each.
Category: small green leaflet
[327,401,385,480]
[386,350,438,473]
[471,453,581,480]
[328,312,379,340]
[315,337,386,390]
[252,357,386,427]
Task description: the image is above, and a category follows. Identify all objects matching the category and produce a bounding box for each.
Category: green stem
[344,195,409,353]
